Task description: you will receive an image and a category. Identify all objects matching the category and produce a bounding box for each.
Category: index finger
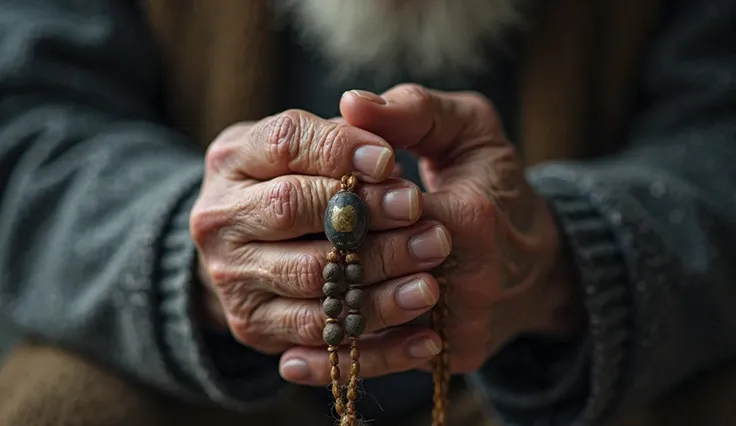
[209,110,395,182]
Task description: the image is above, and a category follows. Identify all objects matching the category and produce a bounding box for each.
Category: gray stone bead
[323,262,343,282]
[324,191,368,250]
[345,289,365,310]
[345,263,365,284]
[344,313,366,337]
[322,297,343,318]
[322,281,341,297]
[323,322,344,346]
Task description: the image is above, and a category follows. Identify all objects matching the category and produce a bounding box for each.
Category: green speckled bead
[322,297,343,318]
[345,263,365,284]
[344,313,366,337]
[345,289,365,310]
[322,281,341,297]
[324,191,369,250]
[323,322,344,346]
[322,262,344,282]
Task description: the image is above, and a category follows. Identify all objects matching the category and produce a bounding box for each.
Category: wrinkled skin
[190,84,582,385]
[190,105,452,382]
[280,85,582,380]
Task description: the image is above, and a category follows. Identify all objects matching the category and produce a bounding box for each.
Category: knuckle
[208,248,258,294]
[278,252,324,296]
[205,261,237,288]
[207,260,255,299]
[227,292,281,349]
[189,203,225,248]
[231,321,263,348]
[227,301,261,345]
[206,123,249,173]
[315,123,347,172]
[190,197,251,249]
[264,177,302,231]
[265,110,301,165]
[290,304,324,344]
[204,142,235,173]
[397,83,433,112]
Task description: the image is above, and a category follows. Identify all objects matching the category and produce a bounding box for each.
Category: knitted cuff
[470,169,632,425]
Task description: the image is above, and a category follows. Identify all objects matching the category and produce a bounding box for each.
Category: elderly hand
[190,110,454,381]
[331,85,585,375]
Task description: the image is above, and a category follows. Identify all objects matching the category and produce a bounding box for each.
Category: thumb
[340,85,505,164]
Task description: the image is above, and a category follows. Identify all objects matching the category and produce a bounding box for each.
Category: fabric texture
[0,343,494,426]
[476,1,736,423]
[0,0,296,412]
[0,0,735,425]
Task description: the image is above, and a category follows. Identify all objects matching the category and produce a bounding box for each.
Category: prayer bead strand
[323,173,449,425]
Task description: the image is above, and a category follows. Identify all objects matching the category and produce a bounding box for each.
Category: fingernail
[280,359,311,381]
[408,226,451,261]
[383,187,420,221]
[396,278,436,310]
[346,90,386,105]
[407,337,442,359]
[353,145,393,179]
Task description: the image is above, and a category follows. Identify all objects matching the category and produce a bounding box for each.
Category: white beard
[275,0,527,82]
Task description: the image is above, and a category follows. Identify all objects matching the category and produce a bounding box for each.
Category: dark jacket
[0,0,735,425]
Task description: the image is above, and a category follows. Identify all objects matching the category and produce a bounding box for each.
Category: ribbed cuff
[154,171,291,410]
[539,183,630,424]
[471,168,633,426]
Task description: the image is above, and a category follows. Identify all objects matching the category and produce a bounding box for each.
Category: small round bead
[344,313,366,337]
[345,253,360,264]
[323,322,344,346]
[322,281,341,297]
[345,263,365,284]
[345,288,365,309]
[346,175,358,191]
[322,297,343,318]
[327,249,341,263]
[323,262,344,282]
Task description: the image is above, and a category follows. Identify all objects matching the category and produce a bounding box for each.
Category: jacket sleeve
[470,0,736,424]
[0,0,289,409]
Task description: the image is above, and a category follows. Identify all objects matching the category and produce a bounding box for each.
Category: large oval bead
[324,191,368,250]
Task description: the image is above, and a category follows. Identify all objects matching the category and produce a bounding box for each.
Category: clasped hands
[191,84,583,386]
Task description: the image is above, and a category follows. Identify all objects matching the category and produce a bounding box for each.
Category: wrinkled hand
[338,85,585,374]
[190,110,454,383]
